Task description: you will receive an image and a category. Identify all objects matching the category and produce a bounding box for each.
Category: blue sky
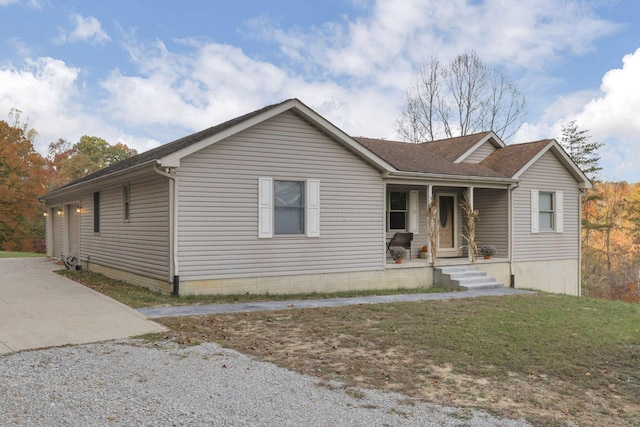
[1,0,640,181]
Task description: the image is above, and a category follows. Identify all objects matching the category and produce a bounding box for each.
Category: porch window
[388,191,407,230]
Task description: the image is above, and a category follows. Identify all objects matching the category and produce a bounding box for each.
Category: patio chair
[386,232,413,260]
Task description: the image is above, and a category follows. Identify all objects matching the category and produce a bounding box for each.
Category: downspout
[154,165,180,297]
[508,182,519,287]
[578,189,585,296]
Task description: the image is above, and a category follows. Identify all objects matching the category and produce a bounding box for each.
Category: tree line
[0,109,136,252]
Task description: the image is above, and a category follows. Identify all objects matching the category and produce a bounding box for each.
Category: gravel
[0,339,531,426]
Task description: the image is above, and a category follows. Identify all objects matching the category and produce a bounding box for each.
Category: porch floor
[385,256,508,268]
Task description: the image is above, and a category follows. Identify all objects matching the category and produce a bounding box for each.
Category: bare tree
[395,51,526,142]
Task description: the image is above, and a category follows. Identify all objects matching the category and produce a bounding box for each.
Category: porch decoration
[479,245,497,259]
[459,191,479,262]
[389,247,406,263]
[427,197,438,265]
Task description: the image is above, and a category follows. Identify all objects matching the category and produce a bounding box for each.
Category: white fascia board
[39,161,156,201]
[159,101,298,167]
[159,99,397,172]
[511,140,592,189]
[454,131,505,163]
[288,101,398,172]
[385,170,516,186]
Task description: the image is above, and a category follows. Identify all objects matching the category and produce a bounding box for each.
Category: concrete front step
[434,265,504,290]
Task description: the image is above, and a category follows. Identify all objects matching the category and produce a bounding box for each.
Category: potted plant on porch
[479,245,496,259]
[389,247,406,264]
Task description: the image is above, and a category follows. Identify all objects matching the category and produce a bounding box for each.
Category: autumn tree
[48,135,137,184]
[395,51,527,142]
[0,110,48,252]
[46,138,74,188]
[581,181,640,302]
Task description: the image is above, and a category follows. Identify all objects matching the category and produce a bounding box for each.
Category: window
[258,178,320,238]
[538,192,553,230]
[388,191,407,230]
[123,184,130,221]
[531,190,563,233]
[274,180,305,234]
[93,192,100,233]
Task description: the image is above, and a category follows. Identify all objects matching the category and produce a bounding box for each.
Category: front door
[438,194,457,257]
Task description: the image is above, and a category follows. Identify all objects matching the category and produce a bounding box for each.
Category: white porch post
[468,186,474,262]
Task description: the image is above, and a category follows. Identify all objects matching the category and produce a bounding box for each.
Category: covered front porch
[383,180,512,288]
[384,182,511,264]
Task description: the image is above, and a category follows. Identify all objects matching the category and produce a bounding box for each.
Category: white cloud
[517,48,640,181]
[54,14,111,45]
[0,57,80,139]
[0,57,135,155]
[98,37,403,144]
[248,0,618,85]
[0,0,42,7]
[573,48,640,181]
[0,0,627,169]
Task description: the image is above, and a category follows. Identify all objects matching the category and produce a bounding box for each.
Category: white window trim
[258,177,320,238]
[409,190,419,234]
[531,190,563,234]
[306,179,320,237]
[258,178,273,238]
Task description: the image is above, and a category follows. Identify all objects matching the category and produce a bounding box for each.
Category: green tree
[559,120,603,181]
[49,135,138,184]
[395,51,527,142]
[0,110,48,252]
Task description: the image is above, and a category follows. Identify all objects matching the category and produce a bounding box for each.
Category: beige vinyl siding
[474,188,508,257]
[80,173,170,281]
[177,110,384,281]
[512,150,580,261]
[463,141,496,163]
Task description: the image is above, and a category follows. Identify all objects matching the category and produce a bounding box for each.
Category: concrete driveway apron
[0,257,166,354]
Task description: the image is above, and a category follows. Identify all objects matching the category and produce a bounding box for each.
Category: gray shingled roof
[43,99,557,199]
[481,140,552,177]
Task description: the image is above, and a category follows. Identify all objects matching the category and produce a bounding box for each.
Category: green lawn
[57,267,640,425]
[56,269,450,308]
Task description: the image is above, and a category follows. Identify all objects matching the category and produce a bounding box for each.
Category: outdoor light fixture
[76,204,82,213]
[43,212,48,217]
[57,208,63,215]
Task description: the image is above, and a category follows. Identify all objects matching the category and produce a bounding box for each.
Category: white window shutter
[409,190,419,234]
[555,191,564,233]
[306,179,320,237]
[258,178,273,238]
[531,189,539,234]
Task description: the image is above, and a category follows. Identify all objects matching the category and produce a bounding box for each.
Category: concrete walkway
[139,287,534,318]
[0,257,167,354]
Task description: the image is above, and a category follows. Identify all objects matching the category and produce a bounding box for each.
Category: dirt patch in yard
[158,296,640,426]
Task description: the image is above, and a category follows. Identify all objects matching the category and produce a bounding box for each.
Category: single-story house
[40,99,591,296]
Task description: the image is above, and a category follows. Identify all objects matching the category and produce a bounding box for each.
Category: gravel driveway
[1,339,530,426]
